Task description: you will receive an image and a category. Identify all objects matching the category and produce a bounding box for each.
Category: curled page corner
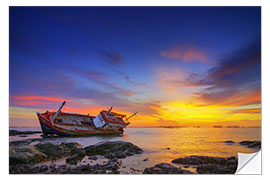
[235,150,261,174]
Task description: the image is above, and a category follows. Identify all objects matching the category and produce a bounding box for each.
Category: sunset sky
[9,7,261,127]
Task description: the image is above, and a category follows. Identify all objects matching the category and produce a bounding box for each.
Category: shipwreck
[36,101,137,136]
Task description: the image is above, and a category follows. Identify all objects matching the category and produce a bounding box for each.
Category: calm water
[9,127,261,173]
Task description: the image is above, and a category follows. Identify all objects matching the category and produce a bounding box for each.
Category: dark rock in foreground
[239,141,261,149]
[66,143,86,165]
[9,142,47,165]
[10,158,122,174]
[34,142,83,161]
[66,147,86,165]
[10,141,85,166]
[84,141,143,159]
[171,155,237,174]
[88,155,98,160]
[143,163,193,174]
[10,141,143,173]
[10,130,42,136]
[10,140,31,146]
[103,158,122,171]
[197,164,237,174]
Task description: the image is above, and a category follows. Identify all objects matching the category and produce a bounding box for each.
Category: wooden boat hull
[37,112,125,136]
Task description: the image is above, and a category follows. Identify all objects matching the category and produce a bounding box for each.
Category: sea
[9,127,261,173]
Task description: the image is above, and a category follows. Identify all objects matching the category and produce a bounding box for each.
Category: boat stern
[37,112,55,135]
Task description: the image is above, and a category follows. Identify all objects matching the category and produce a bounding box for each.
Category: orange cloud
[230,108,261,114]
[160,45,209,63]
[182,49,207,62]
[155,67,201,95]
[10,95,69,106]
[120,89,135,96]
[62,106,103,115]
[233,90,261,106]
[11,95,68,102]
[194,89,261,108]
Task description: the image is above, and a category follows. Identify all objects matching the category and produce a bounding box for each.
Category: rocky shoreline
[224,140,261,149]
[9,140,143,174]
[9,140,239,174]
[239,141,261,149]
[9,130,261,174]
[171,156,237,174]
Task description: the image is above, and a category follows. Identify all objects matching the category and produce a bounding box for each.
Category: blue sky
[9,7,261,127]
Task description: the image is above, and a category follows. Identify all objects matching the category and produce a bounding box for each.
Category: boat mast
[52,101,66,121]
[106,106,113,115]
[126,112,138,121]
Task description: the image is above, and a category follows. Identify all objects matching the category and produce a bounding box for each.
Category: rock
[104,153,116,159]
[130,167,136,171]
[239,141,261,149]
[224,141,235,144]
[65,145,86,165]
[9,140,31,146]
[39,165,49,172]
[10,163,109,174]
[66,153,85,165]
[57,165,69,173]
[61,142,82,150]
[10,141,85,167]
[9,142,47,165]
[84,141,143,159]
[171,155,237,174]
[88,155,98,160]
[227,156,236,160]
[9,130,42,136]
[143,163,193,174]
[197,164,237,174]
[249,141,261,148]
[110,170,120,174]
[75,164,92,173]
[143,158,148,161]
[226,159,237,166]
[34,143,67,160]
[167,147,170,150]
[116,152,127,158]
[34,142,83,160]
[9,164,31,174]
[9,158,120,174]
[172,156,203,165]
[197,164,216,174]
[103,158,122,171]
[69,146,85,157]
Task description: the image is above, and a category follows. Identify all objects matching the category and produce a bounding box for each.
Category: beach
[9,127,261,174]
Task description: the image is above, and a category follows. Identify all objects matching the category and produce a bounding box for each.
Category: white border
[2,0,269,180]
